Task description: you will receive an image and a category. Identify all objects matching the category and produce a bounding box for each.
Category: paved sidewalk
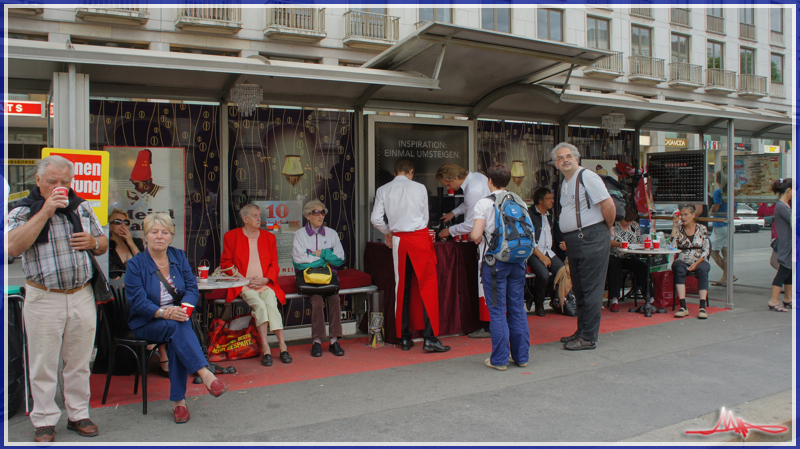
[6,283,795,444]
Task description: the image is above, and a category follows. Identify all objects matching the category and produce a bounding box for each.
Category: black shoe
[280,351,292,363]
[261,354,273,366]
[400,339,414,351]
[157,360,170,378]
[534,303,546,317]
[563,337,596,351]
[525,296,534,312]
[329,341,345,356]
[559,330,580,343]
[422,339,451,353]
[311,342,322,357]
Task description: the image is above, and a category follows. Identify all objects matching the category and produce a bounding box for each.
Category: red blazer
[220,228,286,304]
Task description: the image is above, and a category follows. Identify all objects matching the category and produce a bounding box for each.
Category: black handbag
[87,252,114,304]
[550,291,578,317]
[296,268,340,296]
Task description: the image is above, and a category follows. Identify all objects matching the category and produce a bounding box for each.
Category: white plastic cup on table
[198,266,209,282]
[181,302,194,316]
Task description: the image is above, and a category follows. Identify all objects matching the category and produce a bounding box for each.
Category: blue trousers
[132,319,208,402]
[481,260,530,366]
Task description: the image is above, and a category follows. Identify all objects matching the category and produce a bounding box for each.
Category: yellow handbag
[303,265,333,285]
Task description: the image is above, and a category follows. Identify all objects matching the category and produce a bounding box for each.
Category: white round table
[617,247,681,316]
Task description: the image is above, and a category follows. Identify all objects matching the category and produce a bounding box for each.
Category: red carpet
[91,302,725,409]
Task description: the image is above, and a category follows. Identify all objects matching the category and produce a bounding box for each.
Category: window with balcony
[707,41,723,69]
[537,9,562,41]
[671,33,689,63]
[587,16,609,49]
[482,4,511,33]
[771,54,783,84]
[740,47,755,75]
[707,6,725,34]
[419,5,452,23]
[739,7,756,40]
[631,25,651,57]
[344,5,399,48]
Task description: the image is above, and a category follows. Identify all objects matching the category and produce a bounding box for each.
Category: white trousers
[23,284,97,427]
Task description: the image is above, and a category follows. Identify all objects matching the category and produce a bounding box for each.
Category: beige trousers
[240,287,283,330]
[23,284,97,427]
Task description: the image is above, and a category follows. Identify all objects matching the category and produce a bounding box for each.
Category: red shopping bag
[206,315,261,362]
[651,271,674,309]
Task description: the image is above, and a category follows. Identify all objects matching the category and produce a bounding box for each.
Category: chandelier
[601,109,626,136]
[229,81,263,117]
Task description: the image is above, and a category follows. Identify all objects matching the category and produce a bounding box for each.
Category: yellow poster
[41,148,110,226]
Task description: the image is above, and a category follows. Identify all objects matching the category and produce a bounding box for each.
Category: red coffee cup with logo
[428,229,436,243]
[621,241,629,249]
[644,237,652,250]
[198,266,209,281]
[448,189,455,195]
[653,240,661,249]
[181,302,194,316]
[53,186,69,197]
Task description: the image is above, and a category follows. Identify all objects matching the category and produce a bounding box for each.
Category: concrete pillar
[51,70,89,150]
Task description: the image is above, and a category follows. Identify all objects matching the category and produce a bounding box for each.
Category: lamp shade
[511,160,525,186]
[281,155,304,186]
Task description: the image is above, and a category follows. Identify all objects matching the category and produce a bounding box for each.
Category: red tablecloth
[362,240,483,344]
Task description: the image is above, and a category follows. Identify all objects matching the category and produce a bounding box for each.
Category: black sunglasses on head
[111,219,131,226]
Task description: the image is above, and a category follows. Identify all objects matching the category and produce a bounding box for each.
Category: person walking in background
[436,163,492,337]
[471,164,530,370]
[709,171,737,286]
[527,187,566,316]
[371,158,450,353]
[6,156,108,442]
[126,213,229,424]
[552,143,615,351]
[766,178,793,312]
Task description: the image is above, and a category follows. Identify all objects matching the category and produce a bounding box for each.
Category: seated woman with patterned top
[292,199,346,358]
[606,204,653,312]
[670,205,711,319]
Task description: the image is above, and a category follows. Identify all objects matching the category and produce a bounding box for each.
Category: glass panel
[771,54,783,83]
[740,49,754,74]
[420,8,433,22]
[640,27,651,57]
[770,8,783,33]
[497,7,510,33]
[551,10,561,41]
[439,7,451,23]
[537,9,547,39]
[707,42,723,69]
[482,8,495,30]
[671,34,689,63]
[587,17,597,48]
[631,27,641,56]
[707,7,722,17]
[598,19,609,50]
[739,8,754,25]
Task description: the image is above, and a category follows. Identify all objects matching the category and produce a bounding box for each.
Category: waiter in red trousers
[371,158,450,353]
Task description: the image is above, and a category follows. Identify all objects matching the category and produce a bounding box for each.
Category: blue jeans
[132,319,208,402]
[481,260,530,366]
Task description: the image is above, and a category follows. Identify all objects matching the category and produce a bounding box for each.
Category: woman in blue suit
[125,213,228,423]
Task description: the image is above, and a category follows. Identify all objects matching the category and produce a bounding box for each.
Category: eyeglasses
[111,219,131,226]
[310,210,326,217]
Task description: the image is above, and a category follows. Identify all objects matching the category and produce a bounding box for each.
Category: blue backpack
[483,191,536,306]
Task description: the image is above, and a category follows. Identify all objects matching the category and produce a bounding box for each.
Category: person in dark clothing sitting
[526,188,566,316]
[606,203,653,312]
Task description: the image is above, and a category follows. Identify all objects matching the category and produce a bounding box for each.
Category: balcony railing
[176,7,242,34]
[770,83,785,98]
[76,4,149,25]
[264,8,326,42]
[738,74,767,97]
[669,62,703,86]
[591,51,623,72]
[343,10,399,47]
[706,14,725,34]
[769,31,785,47]
[705,68,736,92]
[630,7,653,19]
[629,55,665,82]
[739,22,755,40]
[670,8,691,26]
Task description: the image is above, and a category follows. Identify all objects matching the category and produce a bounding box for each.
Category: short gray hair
[239,203,260,219]
[550,142,581,163]
[142,212,176,236]
[37,155,74,177]
[303,199,327,217]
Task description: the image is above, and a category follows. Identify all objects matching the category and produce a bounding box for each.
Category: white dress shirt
[537,210,556,258]
[473,189,505,256]
[448,171,491,237]
[371,175,429,234]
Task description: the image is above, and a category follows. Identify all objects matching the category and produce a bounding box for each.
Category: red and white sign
[5,101,43,117]
[41,148,110,225]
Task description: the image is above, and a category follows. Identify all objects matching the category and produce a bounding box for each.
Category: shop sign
[733,143,751,152]
[41,148,110,225]
[5,101,43,117]
[6,159,38,165]
[704,141,719,150]
[665,138,687,147]
[764,145,781,153]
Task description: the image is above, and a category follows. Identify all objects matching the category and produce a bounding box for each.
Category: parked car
[733,215,765,233]
[744,202,774,227]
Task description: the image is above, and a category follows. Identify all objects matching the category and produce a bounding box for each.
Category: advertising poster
[41,148,110,225]
[105,146,186,249]
[721,154,782,201]
[583,159,621,181]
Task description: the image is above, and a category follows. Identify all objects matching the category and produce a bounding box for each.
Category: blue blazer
[125,246,199,331]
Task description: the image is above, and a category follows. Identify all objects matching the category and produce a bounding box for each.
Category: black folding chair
[100,275,164,415]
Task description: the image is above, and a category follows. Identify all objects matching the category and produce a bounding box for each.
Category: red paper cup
[621,241,629,249]
[644,240,651,250]
[653,241,661,249]
[198,266,209,281]
[448,189,455,195]
[181,302,194,316]
[428,229,436,243]
[53,187,69,196]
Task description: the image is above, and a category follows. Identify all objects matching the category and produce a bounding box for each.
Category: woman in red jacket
[220,204,290,367]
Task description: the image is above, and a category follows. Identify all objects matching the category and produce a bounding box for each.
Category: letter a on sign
[41,148,111,226]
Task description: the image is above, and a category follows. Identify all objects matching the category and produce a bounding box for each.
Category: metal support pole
[726,119,734,308]
[68,63,76,149]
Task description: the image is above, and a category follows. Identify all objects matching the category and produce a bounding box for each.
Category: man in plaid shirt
[7,155,108,443]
